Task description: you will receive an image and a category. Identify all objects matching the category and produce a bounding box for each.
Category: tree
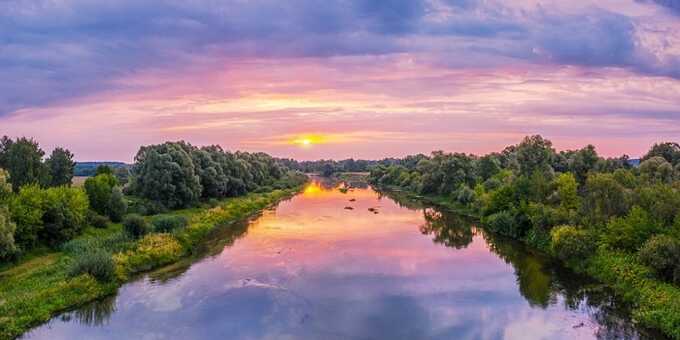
[107,187,127,222]
[642,142,680,165]
[581,173,630,227]
[477,154,501,181]
[84,173,118,215]
[639,156,673,184]
[41,187,89,246]
[0,137,48,191]
[9,185,46,250]
[0,207,16,260]
[95,165,113,176]
[568,145,600,184]
[516,135,555,177]
[0,169,11,204]
[46,147,75,186]
[130,142,202,209]
[321,163,335,177]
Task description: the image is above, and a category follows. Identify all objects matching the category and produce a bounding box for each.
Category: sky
[1,0,679,161]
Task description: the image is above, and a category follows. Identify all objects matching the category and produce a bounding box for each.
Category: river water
[22,178,658,339]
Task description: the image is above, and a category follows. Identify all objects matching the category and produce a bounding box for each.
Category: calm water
[23,178,658,340]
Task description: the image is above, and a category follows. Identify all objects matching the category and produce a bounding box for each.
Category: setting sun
[291,134,326,148]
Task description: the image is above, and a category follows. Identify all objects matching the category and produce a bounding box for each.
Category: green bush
[41,186,89,246]
[62,232,133,256]
[151,215,188,233]
[456,185,475,204]
[122,214,150,239]
[107,186,127,222]
[550,225,596,262]
[84,173,118,215]
[485,210,519,237]
[89,213,109,228]
[9,185,45,250]
[603,206,661,252]
[638,235,680,284]
[0,207,17,260]
[68,249,115,282]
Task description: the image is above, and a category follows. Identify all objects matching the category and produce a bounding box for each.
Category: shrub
[41,186,89,246]
[62,232,133,256]
[84,173,118,215]
[456,185,475,205]
[122,214,150,239]
[550,225,596,262]
[9,185,46,250]
[485,210,519,237]
[68,249,115,282]
[90,213,109,228]
[107,186,127,222]
[0,207,17,260]
[603,206,661,252]
[151,215,188,233]
[638,235,680,284]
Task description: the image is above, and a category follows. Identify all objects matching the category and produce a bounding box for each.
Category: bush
[151,215,188,233]
[107,186,127,222]
[638,235,680,284]
[84,173,118,215]
[62,232,133,256]
[0,207,17,260]
[485,210,520,237]
[456,185,475,204]
[122,214,150,239]
[9,185,46,250]
[41,187,89,246]
[90,213,109,228]
[603,206,661,252]
[550,225,596,262]
[68,249,115,282]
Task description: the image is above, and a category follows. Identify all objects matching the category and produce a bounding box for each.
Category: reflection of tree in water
[60,295,117,327]
[377,190,426,210]
[419,209,475,250]
[482,230,661,339]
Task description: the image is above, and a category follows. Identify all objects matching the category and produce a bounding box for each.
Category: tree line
[369,137,680,286]
[0,137,306,261]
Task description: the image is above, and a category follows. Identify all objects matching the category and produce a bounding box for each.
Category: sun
[291,135,325,148]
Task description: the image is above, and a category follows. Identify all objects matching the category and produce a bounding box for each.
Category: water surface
[23,178,657,339]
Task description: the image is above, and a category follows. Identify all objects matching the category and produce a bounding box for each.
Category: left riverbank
[0,186,304,340]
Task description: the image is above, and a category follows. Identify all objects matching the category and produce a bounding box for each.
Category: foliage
[151,214,188,233]
[89,213,109,228]
[68,249,116,282]
[107,186,127,222]
[550,225,596,263]
[0,136,49,191]
[45,147,75,186]
[603,206,661,252]
[84,173,118,215]
[638,235,680,284]
[9,185,46,250]
[0,206,17,260]
[122,214,150,239]
[41,186,89,246]
[640,156,674,184]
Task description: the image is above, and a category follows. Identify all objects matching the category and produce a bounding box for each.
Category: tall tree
[46,147,75,186]
[0,137,48,191]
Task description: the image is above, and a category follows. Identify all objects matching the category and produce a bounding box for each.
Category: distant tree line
[277,158,399,176]
[0,138,306,262]
[369,136,680,286]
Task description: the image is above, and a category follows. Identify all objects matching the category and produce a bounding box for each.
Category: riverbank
[375,185,680,339]
[0,187,303,340]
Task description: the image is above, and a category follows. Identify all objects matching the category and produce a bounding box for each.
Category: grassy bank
[377,185,680,339]
[0,187,302,339]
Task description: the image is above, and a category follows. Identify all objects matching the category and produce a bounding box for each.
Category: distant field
[72,176,89,187]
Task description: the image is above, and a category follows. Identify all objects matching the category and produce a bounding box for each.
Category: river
[22,178,659,339]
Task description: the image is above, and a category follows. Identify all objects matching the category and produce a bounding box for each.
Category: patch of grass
[0,186,303,339]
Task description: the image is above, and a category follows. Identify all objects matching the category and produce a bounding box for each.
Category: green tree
[568,145,600,184]
[0,206,16,260]
[642,142,680,165]
[555,173,579,212]
[41,187,89,246]
[9,185,46,250]
[581,173,630,227]
[84,174,118,215]
[550,225,596,263]
[604,206,661,252]
[516,135,555,177]
[0,137,48,191]
[130,142,202,209]
[639,156,673,184]
[46,147,75,186]
[477,154,501,181]
[107,187,127,222]
[0,169,11,204]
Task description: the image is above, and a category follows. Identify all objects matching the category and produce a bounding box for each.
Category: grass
[0,187,302,339]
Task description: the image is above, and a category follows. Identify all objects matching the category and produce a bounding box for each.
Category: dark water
[22,179,658,340]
